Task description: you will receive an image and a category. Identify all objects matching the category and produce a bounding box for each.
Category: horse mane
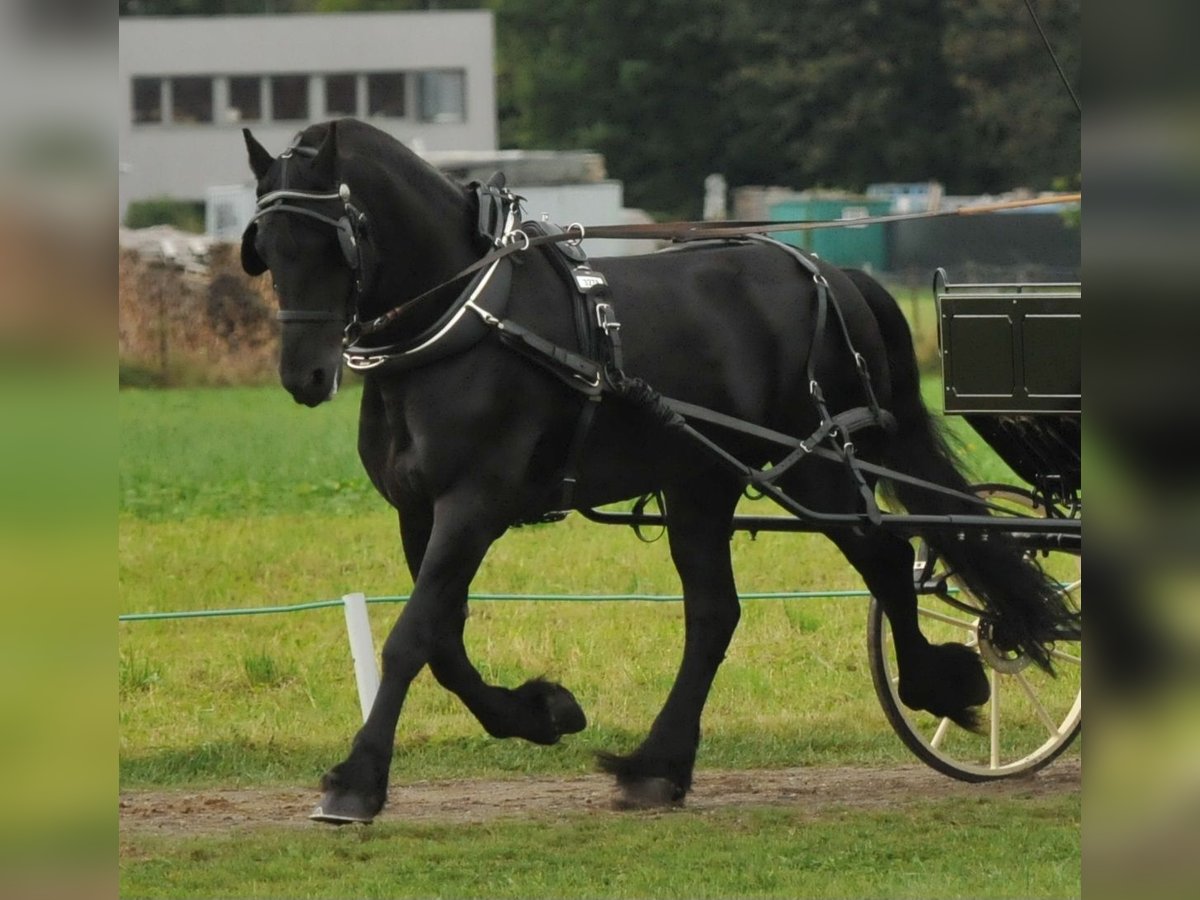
[297,118,467,207]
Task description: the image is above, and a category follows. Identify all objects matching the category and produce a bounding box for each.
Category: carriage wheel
[866,485,1081,781]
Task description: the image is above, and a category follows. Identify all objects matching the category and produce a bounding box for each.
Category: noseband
[250,144,369,327]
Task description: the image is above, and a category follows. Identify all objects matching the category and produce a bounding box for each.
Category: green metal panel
[769,196,891,269]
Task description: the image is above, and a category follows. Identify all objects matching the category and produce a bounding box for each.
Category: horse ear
[243,128,273,181]
[240,222,267,276]
[311,120,339,185]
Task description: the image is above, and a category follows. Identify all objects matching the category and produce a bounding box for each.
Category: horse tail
[843,269,1076,671]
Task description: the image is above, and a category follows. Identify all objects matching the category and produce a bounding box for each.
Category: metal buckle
[595,302,620,333]
[344,354,388,371]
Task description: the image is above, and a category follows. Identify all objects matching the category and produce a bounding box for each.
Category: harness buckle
[595,302,620,334]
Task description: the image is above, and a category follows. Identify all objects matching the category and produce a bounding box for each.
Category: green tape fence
[118,589,875,623]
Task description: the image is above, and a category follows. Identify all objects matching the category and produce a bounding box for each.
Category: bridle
[248,144,369,327]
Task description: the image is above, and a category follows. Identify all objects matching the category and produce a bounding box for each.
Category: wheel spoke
[1050,646,1081,666]
[1015,670,1062,736]
[989,668,1001,769]
[917,606,978,631]
[930,716,952,749]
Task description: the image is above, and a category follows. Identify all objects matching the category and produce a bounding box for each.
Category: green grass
[119,386,374,521]
[120,795,1080,899]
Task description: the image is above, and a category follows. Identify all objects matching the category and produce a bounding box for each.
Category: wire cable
[1024,0,1081,114]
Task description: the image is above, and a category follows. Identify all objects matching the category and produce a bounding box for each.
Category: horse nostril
[311,368,326,387]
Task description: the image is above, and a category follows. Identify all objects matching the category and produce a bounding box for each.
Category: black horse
[240,119,1071,823]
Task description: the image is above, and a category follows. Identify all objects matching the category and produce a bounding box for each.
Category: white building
[118,11,497,218]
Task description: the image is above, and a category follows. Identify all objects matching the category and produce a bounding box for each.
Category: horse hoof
[309,790,377,825]
[544,683,587,736]
[899,642,990,732]
[613,777,685,811]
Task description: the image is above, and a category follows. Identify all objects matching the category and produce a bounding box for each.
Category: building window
[271,75,310,121]
[418,70,465,123]
[132,77,162,124]
[325,74,357,117]
[228,76,262,123]
[171,76,212,124]
[367,72,406,118]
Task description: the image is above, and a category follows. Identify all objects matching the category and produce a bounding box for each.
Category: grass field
[118,382,1078,898]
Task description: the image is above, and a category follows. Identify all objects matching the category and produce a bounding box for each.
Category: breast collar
[342,254,514,372]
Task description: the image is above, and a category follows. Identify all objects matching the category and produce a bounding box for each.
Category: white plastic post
[342,592,379,723]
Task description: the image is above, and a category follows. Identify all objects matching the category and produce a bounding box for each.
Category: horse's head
[240,122,366,407]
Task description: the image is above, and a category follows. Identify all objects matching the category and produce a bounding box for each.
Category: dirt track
[119,757,1079,835]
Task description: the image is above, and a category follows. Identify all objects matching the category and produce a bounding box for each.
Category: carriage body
[935,268,1081,509]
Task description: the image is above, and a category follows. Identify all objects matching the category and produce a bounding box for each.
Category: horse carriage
[240,118,1081,822]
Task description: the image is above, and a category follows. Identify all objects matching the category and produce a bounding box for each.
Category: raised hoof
[309,790,378,825]
[612,777,685,811]
[544,683,587,736]
[512,679,587,744]
[899,642,990,733]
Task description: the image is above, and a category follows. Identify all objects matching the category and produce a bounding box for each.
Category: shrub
[124,196,206,233]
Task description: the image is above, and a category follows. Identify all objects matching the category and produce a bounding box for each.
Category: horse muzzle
[281,357,342,407]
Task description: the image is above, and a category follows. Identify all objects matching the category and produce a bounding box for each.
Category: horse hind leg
[831,527,989,730]
[598,475,742,808]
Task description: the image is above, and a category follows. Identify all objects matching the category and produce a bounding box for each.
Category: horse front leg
[396,496,587,748]
[311,491,501,824]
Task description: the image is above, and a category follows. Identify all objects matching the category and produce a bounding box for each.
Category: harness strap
[745,236,889,523]
[493,319,603,397]
[754,406,898,488]
[559,398,600,510]
[659,396,997,512]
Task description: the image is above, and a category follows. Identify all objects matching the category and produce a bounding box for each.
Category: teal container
[769,195,891,270]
